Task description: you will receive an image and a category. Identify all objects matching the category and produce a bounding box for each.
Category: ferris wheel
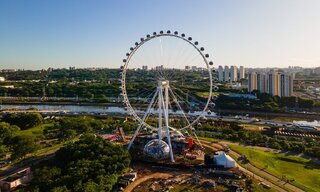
[120,30,218,162]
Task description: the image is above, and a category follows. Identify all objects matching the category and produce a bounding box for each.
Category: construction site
[100,125,264,192]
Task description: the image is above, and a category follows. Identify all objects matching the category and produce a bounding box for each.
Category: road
[216,109,320,121]
[0,154,55,180]
[124,172,173,192]
[200,140,305,192]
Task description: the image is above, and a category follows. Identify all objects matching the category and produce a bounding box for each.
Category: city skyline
[1,0,320,70]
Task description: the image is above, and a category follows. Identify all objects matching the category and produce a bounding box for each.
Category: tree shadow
[304,161,320,170]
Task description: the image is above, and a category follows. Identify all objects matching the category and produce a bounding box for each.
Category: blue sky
[0,0,320,69]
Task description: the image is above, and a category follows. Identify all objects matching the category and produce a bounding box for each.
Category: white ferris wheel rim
[120,31,213,130]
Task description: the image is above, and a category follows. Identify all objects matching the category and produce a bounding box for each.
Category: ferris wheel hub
[159,80,170,87]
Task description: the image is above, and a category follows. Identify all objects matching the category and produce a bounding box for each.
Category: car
[259,182,271,189]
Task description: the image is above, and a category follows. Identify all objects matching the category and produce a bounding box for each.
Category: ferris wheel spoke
[170,86,206,119]
[135,89,156,104]
[169,87,203,148]
[167,96,185,130]
[169,87,192,126]
[171,85,204,103]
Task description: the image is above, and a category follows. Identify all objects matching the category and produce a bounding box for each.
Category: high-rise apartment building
[248,72,257,92]
[267,71,281,96]
[155,65,164,71]
[239,66,245,79]
[217,65,246,82]
[218,66,224,82]
[142,65,148,70]
[257,73,267,93]
[224,66,229,82]
[230,66,237,82]
[280,74,293,97]
[248,70,293,97]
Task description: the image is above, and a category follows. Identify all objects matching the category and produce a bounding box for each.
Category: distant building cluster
[217,65,245,82]
[302,67,320,76]
[155,65,164,71]
[185,66,206,71]
[248,70,293,97]
[142,65,148,70]
[0,69,16,73]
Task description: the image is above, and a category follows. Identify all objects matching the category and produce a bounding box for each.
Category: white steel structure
[120,30,217,162]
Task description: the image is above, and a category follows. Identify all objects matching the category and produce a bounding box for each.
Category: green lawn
[18,123,53,138]
[195,92,210,98]
[229,144,320,192]
[195,91,226,98]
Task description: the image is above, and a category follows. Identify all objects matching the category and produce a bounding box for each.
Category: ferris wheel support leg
[160,88,175,162]
[158,88,162,140]
[127,88,159,150]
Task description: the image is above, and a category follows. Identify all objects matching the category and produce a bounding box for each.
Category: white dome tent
[213,151,236,168]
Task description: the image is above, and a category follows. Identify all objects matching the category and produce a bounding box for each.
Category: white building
[239,66,245,79]
[230,66,237,82]
[218,66,224,82]
[257,73,268,93]
[293,120,320,131]
[217,65,246,83]
[213,151,236,168]
[280,73,293,97]
[0,77,5,82]
[191,66,197,71]
[224,66,229,82]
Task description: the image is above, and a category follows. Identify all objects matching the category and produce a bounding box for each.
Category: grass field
[18,123,53,138]
[242,124,269,131]
[229,144,320,192]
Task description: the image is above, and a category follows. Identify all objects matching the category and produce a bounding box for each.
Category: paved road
[201,140,305,192]
[0,154,55,180]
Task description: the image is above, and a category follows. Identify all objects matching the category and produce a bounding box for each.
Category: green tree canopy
[30,134,131,192]
[2,113,43,130]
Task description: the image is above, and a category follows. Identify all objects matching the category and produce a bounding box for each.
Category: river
[0,104,217,117]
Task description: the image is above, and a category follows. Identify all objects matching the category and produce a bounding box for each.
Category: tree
[29,134,131,192]
[0,145,8,158]
[0,122,20,144]
[50,186,70,192]
[2,113,43,130]
[11,135,39,159]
